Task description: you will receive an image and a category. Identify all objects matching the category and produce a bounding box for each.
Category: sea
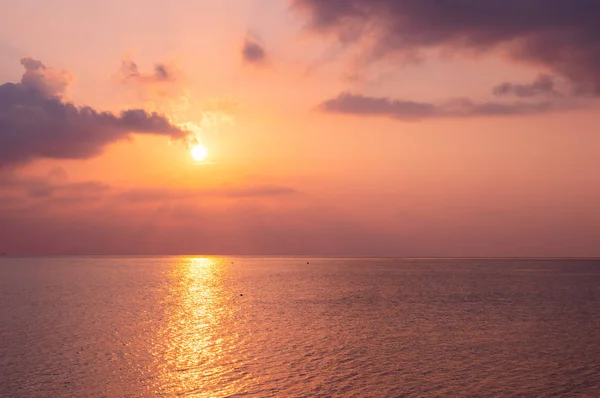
[1,257,599,397]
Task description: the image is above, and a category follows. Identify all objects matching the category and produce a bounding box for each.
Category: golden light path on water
[150,257,252,397]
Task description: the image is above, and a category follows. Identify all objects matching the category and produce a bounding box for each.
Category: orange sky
[0,0,599,256]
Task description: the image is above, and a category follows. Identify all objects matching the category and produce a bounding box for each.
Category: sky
[0,0,599,256]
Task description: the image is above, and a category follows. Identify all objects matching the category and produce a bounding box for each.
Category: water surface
[1,257,599,396]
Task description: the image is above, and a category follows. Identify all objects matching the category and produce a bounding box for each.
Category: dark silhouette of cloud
[493,74,560,98]
[293,0,600,94]
[0,58,188,168]
[242,38,267,65]
[319,92,571,120]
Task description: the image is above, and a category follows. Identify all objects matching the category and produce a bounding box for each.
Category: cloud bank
[294,0,600,95]
[318,92,577,120]
[0,58,188,167]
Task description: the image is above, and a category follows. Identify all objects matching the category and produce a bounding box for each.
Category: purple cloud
[242,38,267,65]
[493,74,560,98]
[0,58,188,168]
[319,92,573,120]
[293,0,600,94]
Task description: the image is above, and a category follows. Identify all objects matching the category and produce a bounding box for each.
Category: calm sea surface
[1,257,599,397]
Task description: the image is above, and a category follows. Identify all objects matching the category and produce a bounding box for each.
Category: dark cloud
[493,74,560,98]
[242,38,267,65]
[319,92,571,120]
[120,59,177,83]
[0,58,188,168]
[293,0,600,94]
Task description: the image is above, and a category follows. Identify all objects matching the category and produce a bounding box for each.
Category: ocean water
[1,257,599,397]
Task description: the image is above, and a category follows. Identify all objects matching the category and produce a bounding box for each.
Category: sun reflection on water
[151,257,249,397]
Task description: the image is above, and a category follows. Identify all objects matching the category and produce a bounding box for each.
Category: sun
[191,144,208,161]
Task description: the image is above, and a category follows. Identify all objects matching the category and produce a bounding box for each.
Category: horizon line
[1,254,599,260]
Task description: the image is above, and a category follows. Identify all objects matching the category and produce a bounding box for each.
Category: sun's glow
[191,144,208,161]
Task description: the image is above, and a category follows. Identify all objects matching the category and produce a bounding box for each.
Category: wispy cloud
[0,167,110,200]
[120,58,178,84]
[493,75,561,98]
[118,185,299,202]
[319,92,578,120]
